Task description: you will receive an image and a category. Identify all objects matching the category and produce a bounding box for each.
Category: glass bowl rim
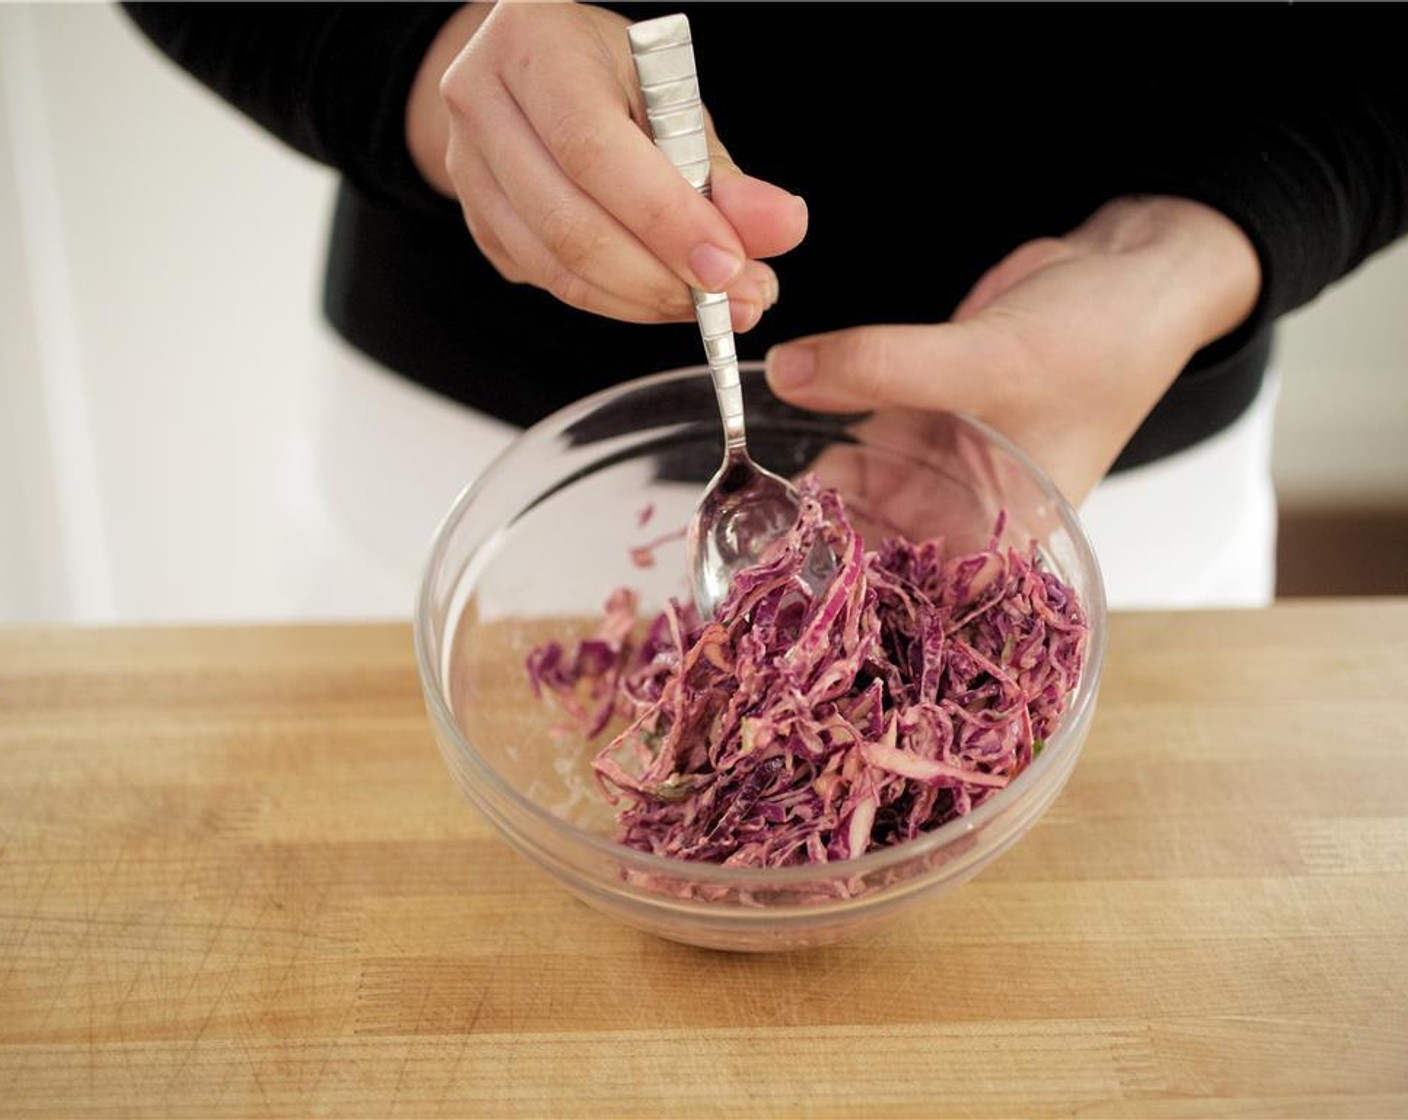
[414,362,1108,892]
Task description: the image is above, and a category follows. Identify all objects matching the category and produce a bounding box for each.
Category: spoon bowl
[686,453,801,618]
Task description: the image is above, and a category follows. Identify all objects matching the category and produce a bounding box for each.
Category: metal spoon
[628,14,808,618]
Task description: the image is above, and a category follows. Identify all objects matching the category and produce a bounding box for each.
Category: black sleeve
[120,1,461,215]
[1114,7,1408,340]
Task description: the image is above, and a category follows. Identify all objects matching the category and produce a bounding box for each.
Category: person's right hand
[407,1,809,332]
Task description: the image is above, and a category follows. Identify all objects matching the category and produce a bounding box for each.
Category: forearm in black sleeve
[121,1,462,214]
[1121,8,1408,339]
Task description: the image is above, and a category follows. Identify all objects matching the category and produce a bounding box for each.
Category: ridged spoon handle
[628,14,745,455]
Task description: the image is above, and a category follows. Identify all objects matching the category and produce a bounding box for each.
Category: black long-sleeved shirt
[123,2,1408,470]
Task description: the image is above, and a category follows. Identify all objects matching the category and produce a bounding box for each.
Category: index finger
[502,16,749,292]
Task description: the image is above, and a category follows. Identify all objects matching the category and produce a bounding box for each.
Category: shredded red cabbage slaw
[527,476,1087,869]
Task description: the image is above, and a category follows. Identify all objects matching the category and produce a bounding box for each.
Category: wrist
[407,2,496,197]
[1073,195,1262,353]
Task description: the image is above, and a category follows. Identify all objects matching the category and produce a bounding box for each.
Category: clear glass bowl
[415,363,1106,951]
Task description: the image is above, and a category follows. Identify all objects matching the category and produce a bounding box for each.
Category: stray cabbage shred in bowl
[415,363,1106,951]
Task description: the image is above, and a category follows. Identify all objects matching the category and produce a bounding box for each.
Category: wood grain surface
[2,602,1406,1118]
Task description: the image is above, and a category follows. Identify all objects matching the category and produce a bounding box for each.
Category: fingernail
[760,270,780,308]
[730,300,761,333]
[767,344,815,389]
[689,243,743,291]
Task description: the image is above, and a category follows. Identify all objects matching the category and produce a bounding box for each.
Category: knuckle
[837,328,895,399]
[489,252,527,286]
[464,224,523,285]
[1019,235,1080,272]
[632,194,679,249]
[1027,235,1068,256]
[479,240,523,284]
[542,264,592,311]
[438,72,462,111]
[647,276,693,319]
[553,111,609,183]
[439,61,478,115]
[537,199,602,272]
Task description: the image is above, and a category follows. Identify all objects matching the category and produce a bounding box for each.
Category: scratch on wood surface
[159,862,256,1102]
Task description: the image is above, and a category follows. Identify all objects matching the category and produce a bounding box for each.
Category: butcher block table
[2,599,1405,1118]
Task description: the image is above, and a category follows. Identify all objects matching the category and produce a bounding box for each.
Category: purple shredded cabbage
[526,475,1087,868]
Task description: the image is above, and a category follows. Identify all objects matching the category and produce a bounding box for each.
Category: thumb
[706,133,808,260]
[764,321,1024,416]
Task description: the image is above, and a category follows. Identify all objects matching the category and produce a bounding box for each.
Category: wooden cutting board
[2,601,1406,1117]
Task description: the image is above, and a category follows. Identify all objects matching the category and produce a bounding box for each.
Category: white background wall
[2,2,331,624]
[3,3,1407,626]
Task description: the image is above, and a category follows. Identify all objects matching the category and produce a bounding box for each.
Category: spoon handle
[628,14,746,454]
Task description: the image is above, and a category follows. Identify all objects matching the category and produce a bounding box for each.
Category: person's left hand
[764,195,1262,506]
